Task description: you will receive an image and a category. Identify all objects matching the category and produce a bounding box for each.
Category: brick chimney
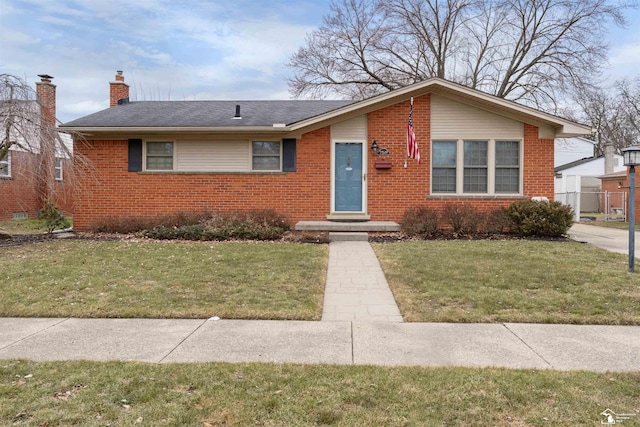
[604,141,615,175]
[35,74,57,207]
[36,74,56,127]
[110,70,129,107]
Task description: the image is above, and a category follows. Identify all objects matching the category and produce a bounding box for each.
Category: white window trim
[143,140,176,171]
[431,139,522,196]
[250,140,282,172]
[55,157,63,181]
[0,151,10,178]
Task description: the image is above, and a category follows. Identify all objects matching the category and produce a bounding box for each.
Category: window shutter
[128,139,143,172]
[282,138,296,172]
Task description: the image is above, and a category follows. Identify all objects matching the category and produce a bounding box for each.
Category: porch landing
[294,221,400,232]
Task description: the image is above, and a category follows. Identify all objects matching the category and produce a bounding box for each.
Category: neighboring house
[554,136,596,167]
[600,171,638,220]
[554,138,627,213]
[61,72,591,231]
[0,75,73,221]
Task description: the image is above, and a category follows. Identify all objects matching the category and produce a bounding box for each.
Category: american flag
[407,99,420,164]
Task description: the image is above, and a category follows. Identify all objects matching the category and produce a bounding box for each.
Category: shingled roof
[62,100,355,128]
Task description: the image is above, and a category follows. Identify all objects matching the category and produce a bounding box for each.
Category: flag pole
[405,97,413,169]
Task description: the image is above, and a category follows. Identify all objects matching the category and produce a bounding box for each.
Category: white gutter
[58,126,291,133]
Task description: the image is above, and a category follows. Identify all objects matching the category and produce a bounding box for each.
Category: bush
[91,211,208,234]
[144,210,292,241]
[401,206,439,238]
[38,199,70,233]
[507,200,573,237]
[442,203,479,235]
[481,207,512,234]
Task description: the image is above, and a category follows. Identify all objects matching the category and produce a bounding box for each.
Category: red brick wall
[73,128,334,230]
[0,151,41,220]
[523,123,554,199]
[0,151,74,221]
[367,96,430,220]
[602,171,640,218]
[72,100,556,230]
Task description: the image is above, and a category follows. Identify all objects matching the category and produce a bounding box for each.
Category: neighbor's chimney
[36,74,56,127]
[110,70,129,107]
[604,141,615,175]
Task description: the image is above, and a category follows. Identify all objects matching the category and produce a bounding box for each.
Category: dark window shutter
[282,138,296,172]
[128,139,143,172]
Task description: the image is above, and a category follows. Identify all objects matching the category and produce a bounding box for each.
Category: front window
[252,141,281,171]
[495,141,520,193]
[431,139,521,195]
[0,152,10,177]
[463,141,488,193]
[146,141,174,170]
[432,141,456,193]
[55,157,63,181]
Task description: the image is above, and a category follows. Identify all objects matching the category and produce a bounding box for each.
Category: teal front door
[335,143,363,212]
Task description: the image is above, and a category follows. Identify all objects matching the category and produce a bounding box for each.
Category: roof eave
[288,78,592,138]
[58,125,292,134]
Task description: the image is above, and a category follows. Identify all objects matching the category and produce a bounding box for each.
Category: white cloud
[609,41,640,67]
[0,0,332,121]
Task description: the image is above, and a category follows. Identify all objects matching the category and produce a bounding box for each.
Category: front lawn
[374,240,640,324]
[0,240,327,320]
[1,360,638,426]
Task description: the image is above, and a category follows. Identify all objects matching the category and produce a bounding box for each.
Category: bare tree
[568,78,640,155]
[289,0,632,111]
[0,73,83,211]
[618,77,640,137]
[289,0,396,99]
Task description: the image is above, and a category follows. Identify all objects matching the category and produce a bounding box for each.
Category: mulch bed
[0,230,572,248]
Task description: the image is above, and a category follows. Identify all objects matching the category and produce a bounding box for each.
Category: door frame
[330,139,367,214]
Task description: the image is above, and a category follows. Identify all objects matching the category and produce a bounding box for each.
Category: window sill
[427,194,526,199]
[138,171,286,175]
[0,176,12,180]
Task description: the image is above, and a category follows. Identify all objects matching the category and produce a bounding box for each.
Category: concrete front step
[295,221,400,232]
[329,232,369,242]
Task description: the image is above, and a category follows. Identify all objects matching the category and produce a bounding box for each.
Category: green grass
[373,240,640,325]
[0,240,327,320]
[0,219,50,234]
[0,218,73,234]
[1,360,638,426]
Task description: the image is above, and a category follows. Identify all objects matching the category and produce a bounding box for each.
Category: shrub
[481,207,512,234]
[442,203,479,235]
[38,199,70,233]
[144,210,292,241]
[507,200,573,237]
[401,206,439,238]
[91,211,209,234]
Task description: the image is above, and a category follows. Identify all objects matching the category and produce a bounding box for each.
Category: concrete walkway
[322,241,403,322]
[1,318,638,372]
[569,223,639,255]
[1,226,639,371]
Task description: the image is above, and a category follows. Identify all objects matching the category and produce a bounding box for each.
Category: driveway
[569,223,639,255]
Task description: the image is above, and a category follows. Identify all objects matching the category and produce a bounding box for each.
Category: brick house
[61,72,590,231]
[600,171,640,220]
[0,75,73,221]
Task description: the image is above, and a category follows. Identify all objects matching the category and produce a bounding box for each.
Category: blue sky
[1,0,639,123]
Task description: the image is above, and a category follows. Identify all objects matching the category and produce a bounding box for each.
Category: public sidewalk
[0,318,638,372]
[1,229,639,372]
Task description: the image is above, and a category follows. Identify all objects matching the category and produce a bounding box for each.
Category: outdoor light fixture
[622,145,640,273]
[371,140,379,154]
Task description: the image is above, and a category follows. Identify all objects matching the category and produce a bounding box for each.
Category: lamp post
[622,145,640,272]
